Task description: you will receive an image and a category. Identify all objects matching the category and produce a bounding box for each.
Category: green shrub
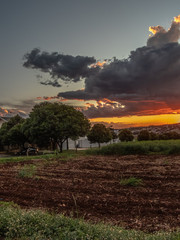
[18,164,37,178]
[120,177,143,187]
[87,140,180,156]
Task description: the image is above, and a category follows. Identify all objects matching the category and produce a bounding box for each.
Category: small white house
[62,136,120,150]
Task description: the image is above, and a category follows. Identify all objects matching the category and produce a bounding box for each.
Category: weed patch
[120,177,143,187]
[18,164,37,178]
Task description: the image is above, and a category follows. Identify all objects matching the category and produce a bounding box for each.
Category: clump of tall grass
[86,140,180,156]
[120,177,143,187]
[0,204,179,240]
[18,164,37,178]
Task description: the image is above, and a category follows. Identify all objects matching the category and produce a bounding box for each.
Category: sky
[1,0,180,128]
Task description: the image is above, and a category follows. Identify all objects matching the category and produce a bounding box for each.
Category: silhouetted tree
[22,102,90,152]
[118,129,134,142]
[149,132,158,140]
[0,115,25,149]
[137,130,150,141]
[109,127,118,142]
[87,124,112,148]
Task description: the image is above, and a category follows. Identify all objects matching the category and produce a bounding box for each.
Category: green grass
[18,164,37,178]
[86,140,180,156]
[119,177,143,187]
[0,204,179,240]
[0,150,86,164]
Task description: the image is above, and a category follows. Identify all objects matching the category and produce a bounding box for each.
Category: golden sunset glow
[90,61,106,68]
[90,114,180,128]
[174,14,180,23]
[149,26,159,35]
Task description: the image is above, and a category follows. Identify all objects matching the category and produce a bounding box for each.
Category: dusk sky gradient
[1,0,180,128]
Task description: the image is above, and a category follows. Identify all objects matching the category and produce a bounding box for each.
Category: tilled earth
[0,155,179,232]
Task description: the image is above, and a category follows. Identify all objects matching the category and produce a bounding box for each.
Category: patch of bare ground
[0,155,179,232]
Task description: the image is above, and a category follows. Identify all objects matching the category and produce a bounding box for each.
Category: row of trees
[118,129,180,142]
[0,102,91,152]
[0,102,117,152]
[1,102,180,152]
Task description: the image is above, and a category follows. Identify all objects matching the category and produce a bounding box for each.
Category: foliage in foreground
[86,140,180,155]
[119,177,143,187]
[0,150,85,164]
[18,164,37,178]
[0,204,179,240]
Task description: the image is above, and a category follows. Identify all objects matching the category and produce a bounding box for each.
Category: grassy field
[0,150,85,164]
[86,140,180,155]
[0,143,180,239]
[0,203,179,240]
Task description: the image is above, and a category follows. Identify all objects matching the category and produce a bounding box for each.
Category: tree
[7,123,27,148]
[118,129,134,142]
[137,130,150,141]
[0,115,24,148]
[159,131,180,140]
[22,102,90,152]
[109,127,118,142]
[87,123,112,148]
[149,131,158,140]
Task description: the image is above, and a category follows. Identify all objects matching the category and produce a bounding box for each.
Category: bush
[137,130,150,141]
[87,140,180,156]
[118,129,134,142]
[120,177,143,187]
[18,164,37,178]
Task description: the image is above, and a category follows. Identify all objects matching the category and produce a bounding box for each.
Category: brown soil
[0,155,180,232]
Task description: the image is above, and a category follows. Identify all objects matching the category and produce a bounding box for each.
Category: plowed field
[0,155,179,232]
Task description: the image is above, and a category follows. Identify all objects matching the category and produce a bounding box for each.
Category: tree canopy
[0,115,25,148]
[87,123,112,148]
[23,102,90,152]
[137,130,150,141]
[118,129,134,142]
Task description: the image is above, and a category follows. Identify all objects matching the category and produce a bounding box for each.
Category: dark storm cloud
[59,42,180,104]
[23,15,180,118]
[23,48,97,84]
[40,79,62,87]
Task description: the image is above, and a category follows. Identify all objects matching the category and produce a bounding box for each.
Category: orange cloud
[90,61,106,68]
[174,14,180,23]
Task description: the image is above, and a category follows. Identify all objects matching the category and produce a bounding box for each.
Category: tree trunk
[60,142,63,153]
[98,142,101,148]
[66,138,69,150]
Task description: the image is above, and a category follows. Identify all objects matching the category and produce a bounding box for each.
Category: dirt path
[0,155,179,232]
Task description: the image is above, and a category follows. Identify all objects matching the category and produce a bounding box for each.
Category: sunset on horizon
[1,0,180,128]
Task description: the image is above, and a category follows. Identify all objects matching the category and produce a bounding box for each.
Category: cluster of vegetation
[0,203,179,240]
[118,129,180,142]
[87,123,113,148]
[87,140,180,155]
[137,129,180,141]
[0,102,91,153]
[119,177,143,187]
[0,102,118,153]
[1,102,180,154]
[18,164,37,178]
